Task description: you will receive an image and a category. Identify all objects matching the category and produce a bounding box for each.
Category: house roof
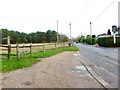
[117,26,120,30]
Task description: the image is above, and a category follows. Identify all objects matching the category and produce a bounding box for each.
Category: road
[76,43,119,88]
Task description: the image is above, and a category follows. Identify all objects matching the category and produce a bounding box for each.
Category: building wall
[118,26,120,35]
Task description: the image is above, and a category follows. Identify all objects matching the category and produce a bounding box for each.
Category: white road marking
[73,54,78,56]
[101,57,119,66]
[77,51,80,56]
[95,66,118,78]
[76,66,86,71]
[76,49,113,88]
[77,50,118,79]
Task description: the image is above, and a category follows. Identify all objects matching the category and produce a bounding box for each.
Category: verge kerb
[77,51,112,89]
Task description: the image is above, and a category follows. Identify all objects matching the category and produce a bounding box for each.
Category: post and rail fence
[0,42,69,61]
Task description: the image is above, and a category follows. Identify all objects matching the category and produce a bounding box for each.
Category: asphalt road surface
[76,43,119,88]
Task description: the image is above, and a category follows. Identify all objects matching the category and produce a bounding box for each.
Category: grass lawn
[1,45,79,73]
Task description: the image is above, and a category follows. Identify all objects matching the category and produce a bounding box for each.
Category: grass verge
[1,45,79,73]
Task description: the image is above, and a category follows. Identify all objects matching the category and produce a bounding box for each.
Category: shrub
[97,37,120,47]
[80,39,86,43]
[83,39,86,43]
[92,38,96,45]
[85,36,91,44]
[80,39,83,43]
[85,36,96,45]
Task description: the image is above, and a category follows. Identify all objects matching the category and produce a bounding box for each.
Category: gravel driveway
[2,51,103,88]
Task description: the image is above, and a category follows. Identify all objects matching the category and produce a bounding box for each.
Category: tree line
[0,29,68,44]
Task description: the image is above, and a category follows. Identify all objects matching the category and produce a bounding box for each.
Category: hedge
[97,37,120,47]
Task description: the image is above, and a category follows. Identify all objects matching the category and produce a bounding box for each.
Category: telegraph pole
[3,36,10,45]
[69,22,71,41]
[57,20,59,43]
[7,36,10,45]
[90,22,92,44]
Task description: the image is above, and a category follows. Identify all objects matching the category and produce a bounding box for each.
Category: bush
[80,39,86,43]
[83,39,86,43]
[92,38,96,45]
[97,37,120,47]
[85,36,96,45]
[80,39,83,43]
[85,36,91,44]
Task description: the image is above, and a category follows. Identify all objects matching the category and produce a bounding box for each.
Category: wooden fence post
[23,45,26,59]
[16,45,20,61]
[63,42,64,48]
[63,42,65,48]
[8,45,11,61]
[43,43,45,53]
[55,43,56,49]
[66,42,67,47]
[64,42,66,47]
[30,45,32,58]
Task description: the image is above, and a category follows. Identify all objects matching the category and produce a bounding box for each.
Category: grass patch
[32,46,79,58]
[1,45,79,73]
[1,57,40,73]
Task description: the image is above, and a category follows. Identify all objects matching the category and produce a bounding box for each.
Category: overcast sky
[0,0,119,38]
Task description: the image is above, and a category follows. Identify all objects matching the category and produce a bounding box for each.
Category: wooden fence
[0,42,69,61]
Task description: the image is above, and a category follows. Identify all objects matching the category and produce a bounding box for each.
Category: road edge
[77,51,112,89]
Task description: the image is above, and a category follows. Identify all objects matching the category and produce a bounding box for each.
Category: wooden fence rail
[0,42,69,61]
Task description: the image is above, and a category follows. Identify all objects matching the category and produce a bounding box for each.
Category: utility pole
[90,22,92,44]
[57,20,59,43]
[7,36,10,45]
[69,22,71,41]
[3,36,10,45]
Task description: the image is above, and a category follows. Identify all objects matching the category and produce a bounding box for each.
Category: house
[97,26,120,39]
[117,26,120,36]
[96,33,112,40]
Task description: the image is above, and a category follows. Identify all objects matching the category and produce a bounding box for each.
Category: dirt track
[2,51,103,88]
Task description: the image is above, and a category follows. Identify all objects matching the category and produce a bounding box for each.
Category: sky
[0,0,119,38]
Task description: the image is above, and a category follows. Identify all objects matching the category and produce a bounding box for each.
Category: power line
[72,0,93,22]
[92,0,117,22]
[77,0,92,17]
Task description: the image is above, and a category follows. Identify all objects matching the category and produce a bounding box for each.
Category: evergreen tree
[0,29,67,44]
[107,29,111,35]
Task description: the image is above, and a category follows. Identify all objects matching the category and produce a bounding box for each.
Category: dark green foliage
[0,30,2,44]
[9,31,20,43]
[85,35,96,45]
[80,35,96,45]
[92,35,96,38]
[83,39,86,43]
[92,38,96,44]
[1,29,10,44]
[0,29,68,44]
[80,39,86,43]
[85,35,92,44]
[19,32,28,43]
[80,39,83,43]
[46,30,57,43]
[107,29,111,35]
[34,31,46,43]
[97,37,120,47]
